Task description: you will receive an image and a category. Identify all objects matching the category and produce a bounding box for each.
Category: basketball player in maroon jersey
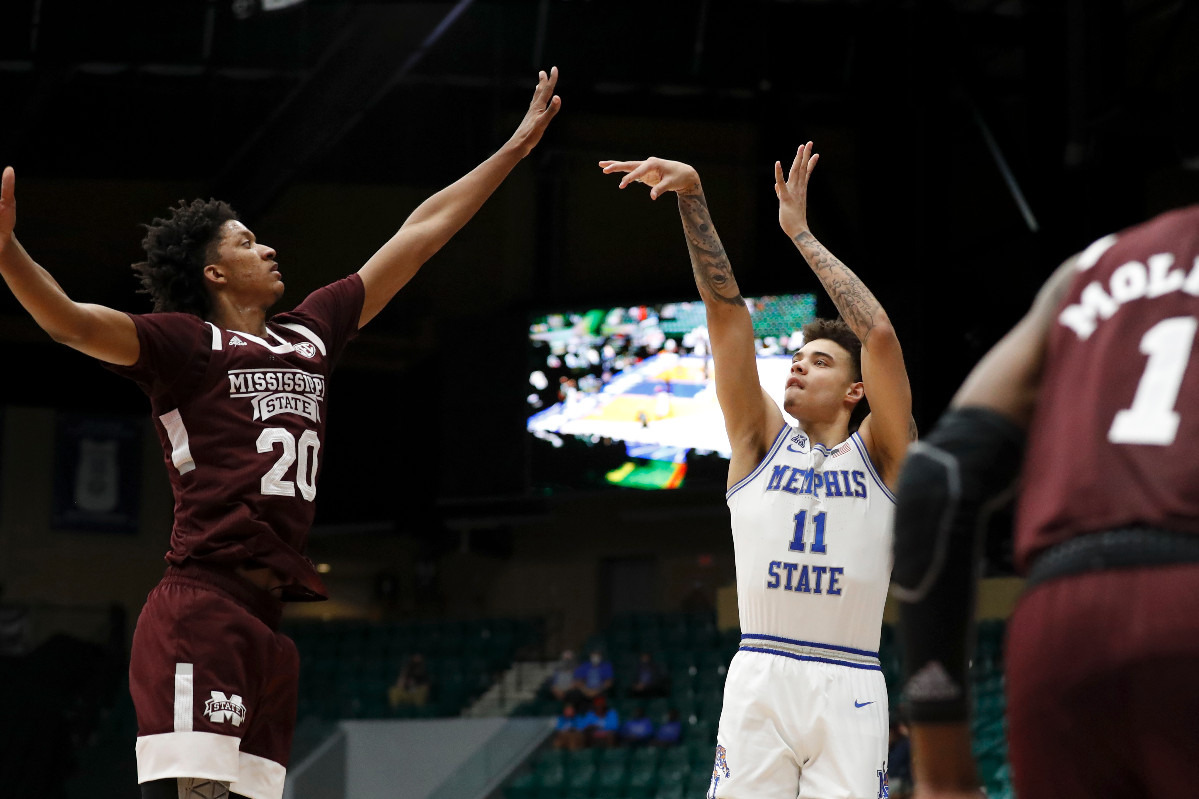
[0,68,560,799]
[890,205,1199,799]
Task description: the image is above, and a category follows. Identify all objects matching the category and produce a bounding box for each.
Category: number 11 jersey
[726,425,896,662]
[109,274,365,600]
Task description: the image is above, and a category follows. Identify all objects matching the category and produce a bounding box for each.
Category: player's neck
[797,417,850,450]
[207,303,269,338]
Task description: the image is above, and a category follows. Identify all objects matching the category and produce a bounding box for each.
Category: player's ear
[845,381,864,404]
[203,263,227,285]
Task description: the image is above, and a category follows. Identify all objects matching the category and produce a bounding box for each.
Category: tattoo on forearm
[679,192,743,306]
[793,231,882,343]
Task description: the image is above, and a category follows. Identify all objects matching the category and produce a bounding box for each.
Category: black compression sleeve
[890,407,1025,723]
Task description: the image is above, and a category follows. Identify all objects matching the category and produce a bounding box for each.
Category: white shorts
[709,648,889,799]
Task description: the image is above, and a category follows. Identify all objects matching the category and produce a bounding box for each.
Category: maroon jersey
[111,275,364,599]
[1015,206,1199,571]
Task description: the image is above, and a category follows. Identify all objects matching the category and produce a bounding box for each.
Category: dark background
[2,0,1197,532]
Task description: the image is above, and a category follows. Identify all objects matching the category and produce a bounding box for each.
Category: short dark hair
[799,317,870,430]
[131,198,238,317]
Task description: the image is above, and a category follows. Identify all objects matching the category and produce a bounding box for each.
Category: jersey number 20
[257,428,321,501]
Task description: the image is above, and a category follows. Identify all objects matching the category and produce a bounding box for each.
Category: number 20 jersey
[1016,205,1199,571]
[109,275,365,600]
[726,425,896,658]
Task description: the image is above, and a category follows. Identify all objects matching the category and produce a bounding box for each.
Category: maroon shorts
[1004,563,1199,799]
[130,562,298,799]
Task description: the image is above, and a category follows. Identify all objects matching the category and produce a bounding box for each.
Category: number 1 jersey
[1016,205,1199,571]
[109,275,365,600]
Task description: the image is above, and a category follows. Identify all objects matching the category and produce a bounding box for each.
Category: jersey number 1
[1108,316,1197,446]
[258,428,321,501]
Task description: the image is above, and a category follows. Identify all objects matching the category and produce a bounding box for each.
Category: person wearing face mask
[572,649,614,701]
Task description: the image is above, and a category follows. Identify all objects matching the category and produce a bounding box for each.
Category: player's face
[212,220,283,306]
[783,338,862,422]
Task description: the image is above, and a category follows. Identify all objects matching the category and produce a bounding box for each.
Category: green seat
[660,747,689,768]
[535,748,566,769]
[625,780,657,799]
[567,763,597,791]
[503,772,539,799]
[598,747,631,768]
[629,747,661,769]
[566,748,597,769]
[596,762,628,792]
[656,749,690,787]
[654,784,685,799]
[627,761,657,794]
[686,719,716,744]
[689,770,715,795]
[688,740,714,768]
[537,763,566,791]
[645,697,671,721]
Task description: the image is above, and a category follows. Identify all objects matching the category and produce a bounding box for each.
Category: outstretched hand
[0,166,15,244]
[775,141,819,239]
[508,67,562,158]
[598,157,701,200]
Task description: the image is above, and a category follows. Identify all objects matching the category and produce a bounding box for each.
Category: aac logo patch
[204,691,247,727]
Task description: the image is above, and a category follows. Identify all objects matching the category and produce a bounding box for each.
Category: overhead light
[232,0,305,20]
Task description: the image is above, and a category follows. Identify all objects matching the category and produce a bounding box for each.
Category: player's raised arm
[0,166,139,365]
[355,67,562,328]
[599,157,783,483]
[776,142,912,486]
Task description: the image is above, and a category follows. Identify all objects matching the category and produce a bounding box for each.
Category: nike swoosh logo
[786,444,805,453]
[854,700,874,708]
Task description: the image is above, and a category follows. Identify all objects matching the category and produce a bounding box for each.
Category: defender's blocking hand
[599,157,701,200]
[775,141,820,239]
[508,67,562,158]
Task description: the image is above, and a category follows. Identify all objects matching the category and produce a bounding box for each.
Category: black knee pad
[890,407,1025,722]
[892,407,1025,601]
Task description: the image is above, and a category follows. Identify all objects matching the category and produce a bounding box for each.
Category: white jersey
[726,423,896,667]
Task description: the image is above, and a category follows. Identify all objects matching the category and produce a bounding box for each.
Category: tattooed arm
[776,142,913,487]
[600,157,784,486]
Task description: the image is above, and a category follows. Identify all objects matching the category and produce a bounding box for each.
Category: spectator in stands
[887,715,913,799]
[628,652,668,698]
[545,649,580,703]
[652,709,683,747]
[620,705,656,747]
[573,649,614,700]
[387,652,430,709]
[580,695,620,748]
[553,703,585,751]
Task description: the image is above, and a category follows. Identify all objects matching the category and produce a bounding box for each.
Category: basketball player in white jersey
[601,142,913,798]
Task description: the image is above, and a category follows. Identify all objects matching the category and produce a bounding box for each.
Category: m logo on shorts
[204,691,247,727]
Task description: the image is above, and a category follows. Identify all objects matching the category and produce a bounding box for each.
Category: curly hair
[131,198,239,317]
[799,317,870,430]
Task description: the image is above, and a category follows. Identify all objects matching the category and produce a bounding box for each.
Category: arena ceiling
[2,0,1194,216]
